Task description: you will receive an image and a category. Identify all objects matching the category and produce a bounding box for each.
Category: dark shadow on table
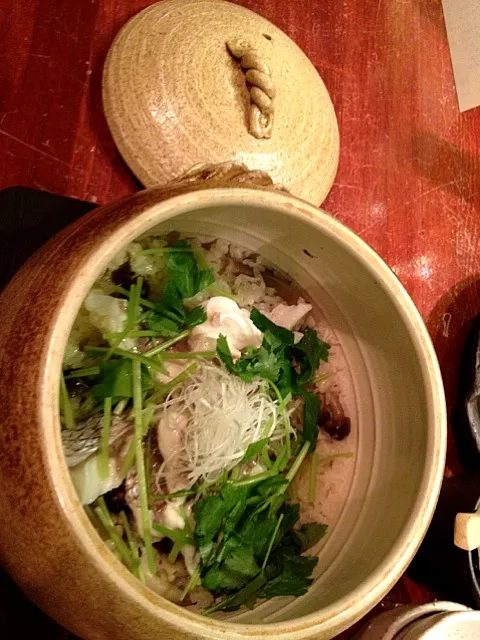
[406,277,480,605]
[0,567,77,639]
[411,130,479,208]
[425,275,480,472]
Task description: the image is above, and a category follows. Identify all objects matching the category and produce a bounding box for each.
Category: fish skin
[62,415,132,467]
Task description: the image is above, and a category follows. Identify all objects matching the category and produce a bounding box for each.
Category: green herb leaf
[167,240,214,299]
[203,544,259,591]
[235,346,280,382]
[144,241,213,335]
[193,495,227,541]
[302,391,321,452]
[292,327,330,387]
[256,476,289,498]
[144,281,185,336]
[92,360,152,402]
[250,308,295,347]
[144,311,183,337]
[92,360,132,402]
[185,306,207,328]
[260,552,318,598]
[216,334,236,372]
[295,523,328,552]
[203,572,267,614]
[241,438,270,463]
[240,512,278,559]
[216,337,280,383]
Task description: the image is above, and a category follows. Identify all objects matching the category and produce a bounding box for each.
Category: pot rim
[42,187,446,639]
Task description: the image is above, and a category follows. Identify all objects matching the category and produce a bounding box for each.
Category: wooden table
[0,0,474,637]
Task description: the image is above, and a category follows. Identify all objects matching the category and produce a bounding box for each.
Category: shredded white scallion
[158,363,294,487]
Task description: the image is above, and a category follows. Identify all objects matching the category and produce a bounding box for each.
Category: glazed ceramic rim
[43,188,447,639]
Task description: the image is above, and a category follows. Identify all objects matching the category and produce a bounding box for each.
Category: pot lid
[102,0,339,205]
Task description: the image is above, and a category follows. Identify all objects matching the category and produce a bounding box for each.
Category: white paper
[442,0,480,112]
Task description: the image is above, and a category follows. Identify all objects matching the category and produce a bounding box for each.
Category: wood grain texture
[0,0,475,637]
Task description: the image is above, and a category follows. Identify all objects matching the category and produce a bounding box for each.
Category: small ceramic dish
[396,611,480,639]
[0,172,446,640]
[355,601,470,640]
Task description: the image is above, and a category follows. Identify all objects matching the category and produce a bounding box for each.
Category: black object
[409,316,480,609]
[452,314,480,471]
[408,474,480,608]
[0,186,96,292]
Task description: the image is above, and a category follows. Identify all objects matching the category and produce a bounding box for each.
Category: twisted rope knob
[227,39,275,140]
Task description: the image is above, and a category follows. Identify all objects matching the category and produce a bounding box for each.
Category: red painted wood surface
[0,0,474,637]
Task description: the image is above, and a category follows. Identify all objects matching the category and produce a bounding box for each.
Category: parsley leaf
[144,241,213,336]
[193,446,322,611]
[250,308,295,346]
[295,523,328,552]
[216,334,236,373]
[203,543,260,591]
[292,327,330,387]
[167,240,215,299]
[185,306,207,328]
[260,552,318,598]
[192,495,226,541]
[144,312,182,337]
[241,438,270,463]
[216,336,280,383]
[92,360,152,402]
[217,308,328,450]
[302,390,321,452]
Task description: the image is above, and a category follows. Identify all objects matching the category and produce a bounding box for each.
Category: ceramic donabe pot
[0,168,446,640]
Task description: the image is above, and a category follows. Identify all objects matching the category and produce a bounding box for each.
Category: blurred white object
[356,601,470,639]
[454,508,480,550]
[397,610,480,639]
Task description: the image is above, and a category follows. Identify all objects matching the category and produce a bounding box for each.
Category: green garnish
[161,351,216,360]
[91,359,153,403]
[140,247,194,254]
[152,523,194,546]
[60,373,75,430]
[318,452,354,465]
[308,452,318,504]
[168,541,182,564]
[180,565,201,602]
[119,510,143,581]
[216,309,330,452]
[132,360,155,574]
[262,514,284,569]
[190,442,324,612]
[241,438,270,464]
[295,523,328,552]
[64,366,101,379]
[98,397,112,479]
[63,234,340,614]
[113,285,156,310]
[85,346,167,373]
[94,498,135,571]
[144,329,190,357]
[144,240,213,337]
[105,278,143,359]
